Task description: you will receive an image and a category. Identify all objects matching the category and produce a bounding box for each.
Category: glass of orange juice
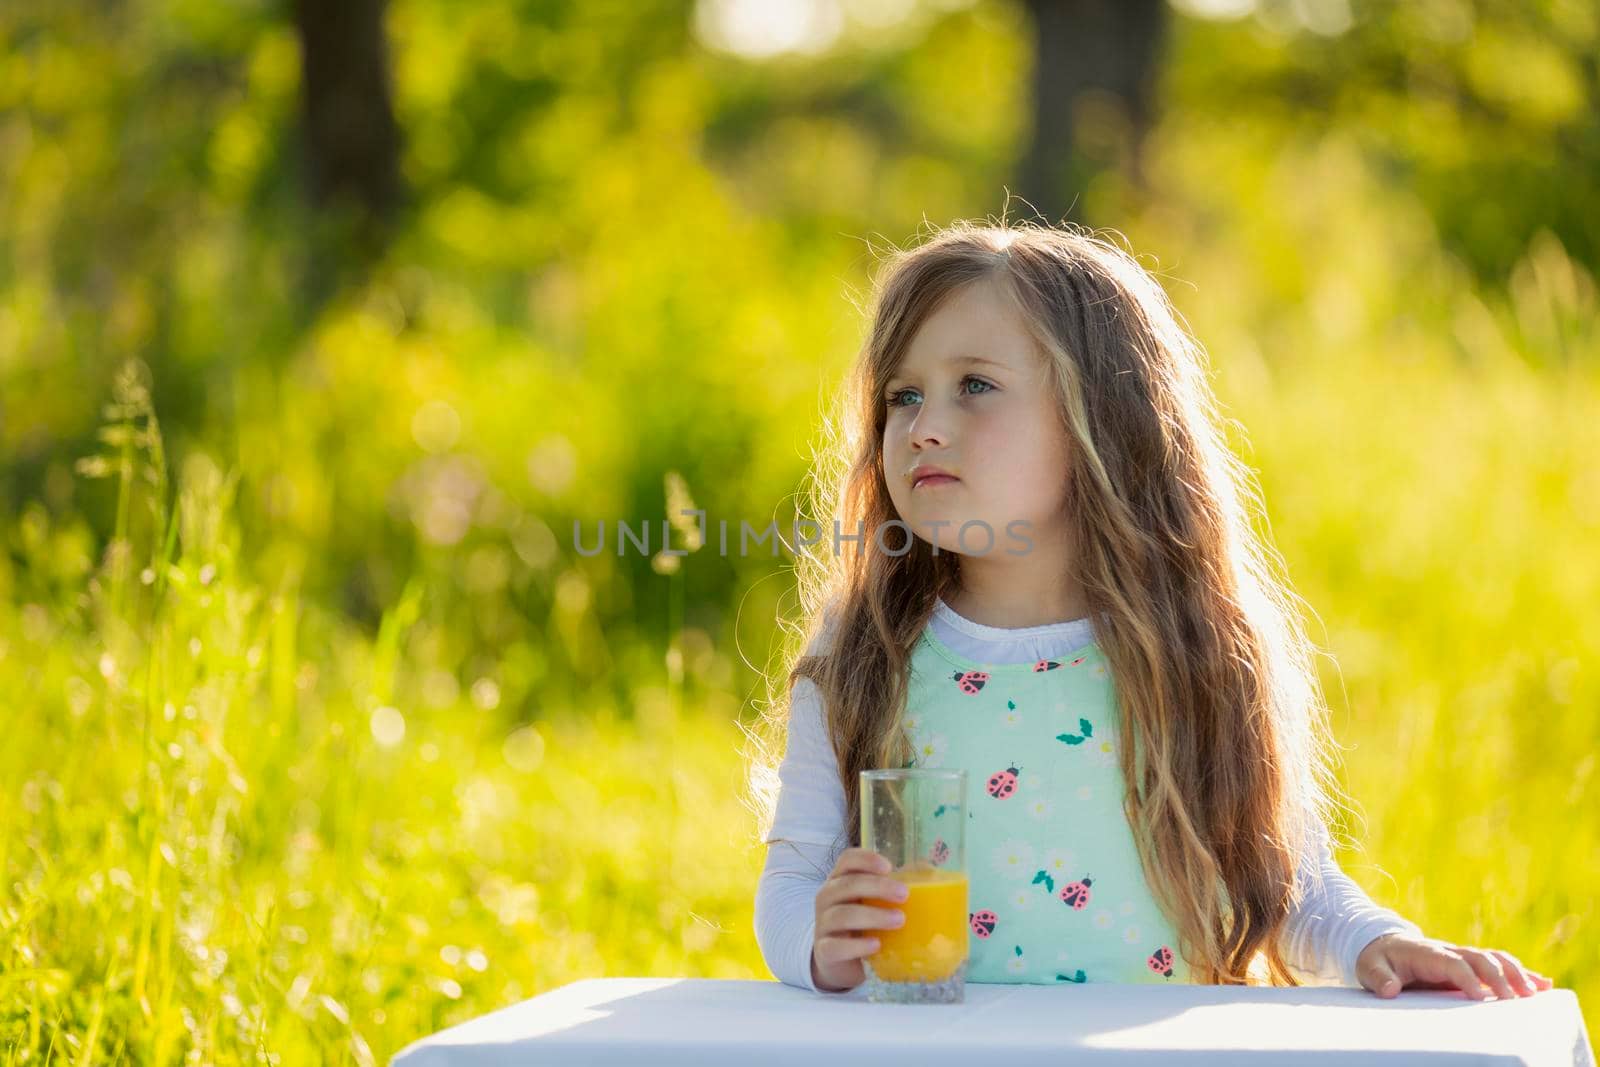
[859,768,968,1004]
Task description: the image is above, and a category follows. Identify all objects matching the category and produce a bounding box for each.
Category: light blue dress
[903,624,1192,984]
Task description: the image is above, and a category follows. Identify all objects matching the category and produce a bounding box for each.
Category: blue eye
[886,376,993,408]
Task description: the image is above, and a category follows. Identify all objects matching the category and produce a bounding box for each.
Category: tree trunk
[1016,0,1169,226]
[291,0,403,244]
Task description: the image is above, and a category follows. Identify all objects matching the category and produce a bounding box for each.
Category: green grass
[0,372,771,1062]
[5,330,1596,1061]
[3,163,1597,1060]
[3,1,1596,1056]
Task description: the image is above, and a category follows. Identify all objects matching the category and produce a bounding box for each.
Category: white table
[390,977,1594,1066]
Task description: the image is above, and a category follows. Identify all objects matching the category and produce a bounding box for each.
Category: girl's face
[881,276,1071,560]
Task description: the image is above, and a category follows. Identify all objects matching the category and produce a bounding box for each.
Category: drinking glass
[859,768,968,1004]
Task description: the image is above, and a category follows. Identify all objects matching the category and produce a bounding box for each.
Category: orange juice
[862,867,969,982]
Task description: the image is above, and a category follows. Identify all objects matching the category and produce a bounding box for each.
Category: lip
[910,465,960,490]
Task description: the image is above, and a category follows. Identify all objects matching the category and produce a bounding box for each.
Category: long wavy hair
[744,217,1353,986]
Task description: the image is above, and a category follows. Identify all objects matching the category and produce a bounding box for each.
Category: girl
[748,219,1554,999]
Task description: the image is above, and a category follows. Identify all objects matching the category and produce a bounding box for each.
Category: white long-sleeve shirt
[754,596,1424,993]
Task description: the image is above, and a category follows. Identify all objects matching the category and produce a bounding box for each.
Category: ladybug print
[1058,876,1093,909]
[928,838,950,866]
[986,765,1020,799]
[952,670,989,695]
[1147,945,1175,978]
[1069,656,1087,667]
[969,909,997,939]
[1033,659,1061,672]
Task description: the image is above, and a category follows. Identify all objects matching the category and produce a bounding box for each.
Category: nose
[907,397,951,451]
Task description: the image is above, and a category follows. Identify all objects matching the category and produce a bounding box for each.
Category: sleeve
[762,675,850,848]
[754,837,851,993]
[753,656,856,993]
[1279,813,1426,988]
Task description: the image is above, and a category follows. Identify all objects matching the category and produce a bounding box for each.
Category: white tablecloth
[390,977,1594,1066]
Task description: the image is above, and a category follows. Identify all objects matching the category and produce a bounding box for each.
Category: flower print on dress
[991,839,1036,879]
[1036,851,1075,895]
[1054,945,1088,984]
[1006,945,1029,976]
[1015,771,1044,808]
[1056,717,1094,747]
[1025,794,1053,821]
[899,621,1187,988]
[1039,848,1079,881]
[910,732,948,768]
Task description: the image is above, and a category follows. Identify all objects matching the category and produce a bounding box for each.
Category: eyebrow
[887,354,1009,382]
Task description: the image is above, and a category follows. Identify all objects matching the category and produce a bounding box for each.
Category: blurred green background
[2,0,1596,1060]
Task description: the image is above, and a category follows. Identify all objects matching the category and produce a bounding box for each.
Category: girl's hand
[1355,932,1556,1000]
[810,847,909,993]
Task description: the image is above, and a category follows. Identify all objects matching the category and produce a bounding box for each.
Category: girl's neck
[944,513,1088,629]
[942,577,1091,630]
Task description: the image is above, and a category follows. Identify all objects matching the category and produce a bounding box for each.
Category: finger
[1364,955,1403,998]
[1458,948,1514,1001]
[1488,950,1536,997]
[815,871,907,914]
[1401,947,1486,999]
[815,933,881,965]
[822,902,906,936]
[1442,952,1489,1000]
[847,872,912,904]
[816,852,892,910]
[832,848,892,877]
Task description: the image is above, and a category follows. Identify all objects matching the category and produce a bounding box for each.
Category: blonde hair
[745,216,1351,986]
